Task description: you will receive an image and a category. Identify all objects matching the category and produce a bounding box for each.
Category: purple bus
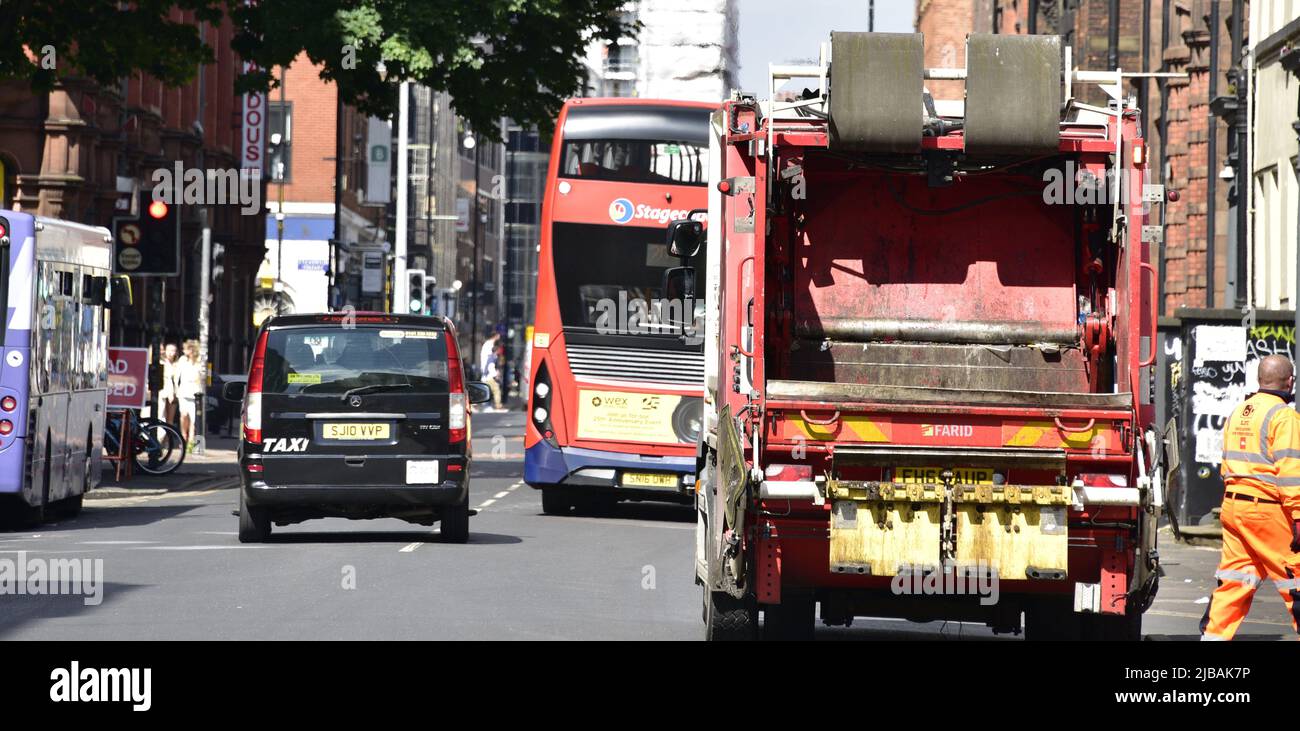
[0,212,113,524]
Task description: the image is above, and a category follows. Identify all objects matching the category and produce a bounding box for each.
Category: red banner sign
[107,347,149,410]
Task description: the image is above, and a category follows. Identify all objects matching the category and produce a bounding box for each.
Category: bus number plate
[621,472,678,489]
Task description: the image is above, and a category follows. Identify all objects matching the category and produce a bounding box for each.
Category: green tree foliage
[1,0,634,136]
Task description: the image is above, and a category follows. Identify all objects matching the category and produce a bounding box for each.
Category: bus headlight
[0,396,15,411]
[534,407,548,423]
[535,382,549,399]
[0,420,12,436]
[671,397,703,444]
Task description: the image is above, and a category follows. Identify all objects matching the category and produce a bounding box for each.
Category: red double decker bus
[525,98,713,514]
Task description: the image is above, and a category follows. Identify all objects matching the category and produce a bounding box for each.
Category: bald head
[1257,355,1295,391]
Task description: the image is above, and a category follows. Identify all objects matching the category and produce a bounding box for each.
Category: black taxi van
[224,313,492,543]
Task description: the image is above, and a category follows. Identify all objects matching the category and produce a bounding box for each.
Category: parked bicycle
[104,410,187,476]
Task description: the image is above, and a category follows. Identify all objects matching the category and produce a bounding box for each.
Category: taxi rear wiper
[340,383,412,401]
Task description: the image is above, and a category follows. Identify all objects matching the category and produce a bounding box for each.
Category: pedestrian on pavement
[159,343,180,426]
[1201,354,1300,641]
[478,332,502,411]
[176,339,205,451]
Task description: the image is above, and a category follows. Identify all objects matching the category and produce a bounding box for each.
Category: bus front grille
[565,344,704,386]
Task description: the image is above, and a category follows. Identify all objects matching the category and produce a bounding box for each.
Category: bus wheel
[704,588,757,641]
[53,494,83,520]
[540,487,572,515]
[238,490,271,543]
[574,493,616,516]
[53,439,91,520]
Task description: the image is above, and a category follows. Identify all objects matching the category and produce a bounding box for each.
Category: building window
[268,102,293,182]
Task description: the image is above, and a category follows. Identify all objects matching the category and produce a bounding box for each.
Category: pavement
[91,434,241,497]
[1,411,1296,640]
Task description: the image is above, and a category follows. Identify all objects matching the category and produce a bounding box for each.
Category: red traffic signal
[148,200,169,219]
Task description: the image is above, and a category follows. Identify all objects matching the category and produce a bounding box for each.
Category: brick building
[258,52,386,321]
[915,0,1244,315]
[0,10,266,375]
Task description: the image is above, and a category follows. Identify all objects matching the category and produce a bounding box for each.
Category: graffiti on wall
[1185,323,1296,467]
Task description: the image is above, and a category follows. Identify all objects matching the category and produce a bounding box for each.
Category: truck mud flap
[828,481,1071,579]
[829,482,943,575]
[952,490,1069,580]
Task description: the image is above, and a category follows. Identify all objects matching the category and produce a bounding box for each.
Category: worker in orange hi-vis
[1201,354,1300,641]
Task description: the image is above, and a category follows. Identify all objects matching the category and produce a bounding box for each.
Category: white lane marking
[399,542,423,553]
[478,498,497,508]
[0,549,98,554]
[79,541,158,545]
[508,484,520,491]
[493,491,510,499]
[198,531,239,536]
[130,545,255,551]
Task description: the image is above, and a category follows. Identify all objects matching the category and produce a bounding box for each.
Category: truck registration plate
[893,467,993,485]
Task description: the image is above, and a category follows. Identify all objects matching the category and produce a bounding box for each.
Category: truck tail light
[764,463,813,481]
[1077,473,1128,487]
[444,324,467,444]
[242,330,268,445]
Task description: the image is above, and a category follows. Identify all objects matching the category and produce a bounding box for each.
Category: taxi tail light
[445,327,467,443]
[243,330,268,445]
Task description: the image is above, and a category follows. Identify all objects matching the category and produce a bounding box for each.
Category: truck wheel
[440,495,470,544]
[1080,607,1143,641]
[541,487,571,515]
[1025,599,1142,641]
[704,589,757,641]
[1023,599,1080,641]
[763,594,816,641]
[238,490,271,543]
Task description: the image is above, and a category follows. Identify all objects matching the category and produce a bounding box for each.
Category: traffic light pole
[471,141,480,372]
[195,207,211,455]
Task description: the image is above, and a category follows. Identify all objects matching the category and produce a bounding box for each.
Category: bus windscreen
[551,222,705,335]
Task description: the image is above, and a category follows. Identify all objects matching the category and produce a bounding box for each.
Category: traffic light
[406,269,426,314]
[423,276,438,315]
[113,195,179,276]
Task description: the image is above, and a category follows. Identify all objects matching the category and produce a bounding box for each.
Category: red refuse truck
[681,32,1163,640]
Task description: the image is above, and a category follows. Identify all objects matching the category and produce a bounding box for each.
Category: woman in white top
[159,343,180,426]
[177,340,205,448]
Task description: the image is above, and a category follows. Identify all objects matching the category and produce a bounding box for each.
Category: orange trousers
[1200,495,1300,640]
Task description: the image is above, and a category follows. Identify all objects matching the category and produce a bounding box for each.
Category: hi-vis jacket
[1220,392,1300,520]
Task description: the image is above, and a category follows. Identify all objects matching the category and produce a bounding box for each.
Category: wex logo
[607,198,689,226]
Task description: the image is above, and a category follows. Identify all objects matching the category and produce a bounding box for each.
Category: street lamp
[464,129,482,374]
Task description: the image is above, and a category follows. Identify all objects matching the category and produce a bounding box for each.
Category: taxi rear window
[261,326,449,394]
